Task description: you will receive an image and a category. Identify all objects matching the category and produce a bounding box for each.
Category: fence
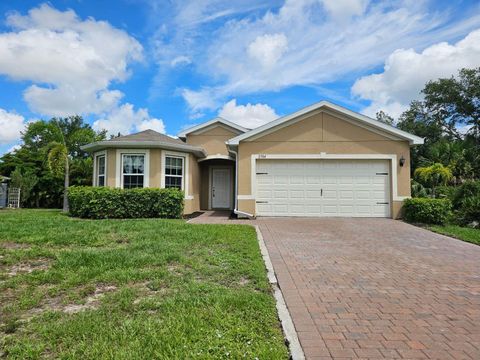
[7,187,21,208]
[0,183,7,208]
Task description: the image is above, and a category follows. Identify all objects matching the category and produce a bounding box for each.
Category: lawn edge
[254,225,305,360]
[426,226,480,246]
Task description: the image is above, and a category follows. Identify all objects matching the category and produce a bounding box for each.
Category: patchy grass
[0,209,288,359]
[428,224,480,246]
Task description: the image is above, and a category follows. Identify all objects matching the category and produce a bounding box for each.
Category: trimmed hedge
[68,186,184,219]
[403,198,452,225]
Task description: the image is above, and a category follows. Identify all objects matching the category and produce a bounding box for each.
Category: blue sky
[0,0,480,155]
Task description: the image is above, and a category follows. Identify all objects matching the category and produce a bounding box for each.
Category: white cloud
[248,33,288,68]
[352,29,480,118]
[170,55,192,67]
[321,0,369,20]
[171,0,480,112]
[0,109,27,145]
[218,99,279,128]
[93,103,166,135]
[137,118,166,133]
[7,144,21,153]
[181,88,218,112]
[0,4,143,117]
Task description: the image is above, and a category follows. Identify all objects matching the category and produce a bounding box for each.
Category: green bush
[457,195,480,227]
[452,180,480,209]
[435,185,456,201]
[403,198,452,225]
[68,186,184,219]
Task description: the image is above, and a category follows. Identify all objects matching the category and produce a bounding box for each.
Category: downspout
[228,146,255,219]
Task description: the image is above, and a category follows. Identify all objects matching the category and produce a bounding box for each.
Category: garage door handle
[256,172,268,175]
[376,202,389,204]
[256,201,268,204]
[321,189,323,196]
[376,172,388,175]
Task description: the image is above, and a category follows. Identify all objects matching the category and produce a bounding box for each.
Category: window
[122,154,145,189]
[96,155,106,186]
[165,156,184,189]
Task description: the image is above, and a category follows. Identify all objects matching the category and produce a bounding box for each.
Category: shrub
[456,195,480,228]
[403,198,452,225]
[452,180,480,209]
[68,186,184,219]
[435,185,456,201]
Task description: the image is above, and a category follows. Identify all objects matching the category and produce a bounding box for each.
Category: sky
[0,0,480,155]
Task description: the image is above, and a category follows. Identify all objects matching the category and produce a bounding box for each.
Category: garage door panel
[255,159,391,217]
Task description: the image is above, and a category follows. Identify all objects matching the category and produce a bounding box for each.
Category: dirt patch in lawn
[63,284,118,314]
[0,242,30,250]
[5,258,50,276]
[24,284,118,320]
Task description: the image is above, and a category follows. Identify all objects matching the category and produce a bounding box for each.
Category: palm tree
[47,140,69,211]
[21,116,103,212]
[414,163,453,198]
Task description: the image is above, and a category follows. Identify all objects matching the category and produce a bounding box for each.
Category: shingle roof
[109,130,184,144]
[81,129,206,157]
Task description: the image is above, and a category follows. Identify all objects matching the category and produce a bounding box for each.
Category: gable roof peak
[227,100,424,146]
[177,117,249,138]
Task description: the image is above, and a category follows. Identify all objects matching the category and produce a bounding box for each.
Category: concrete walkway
[190,213,480,359]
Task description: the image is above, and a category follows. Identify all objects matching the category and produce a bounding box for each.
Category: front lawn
[428,224,480,246]
[0,210,288,359]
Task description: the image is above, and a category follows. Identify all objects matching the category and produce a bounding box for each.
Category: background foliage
[0,116,105,208]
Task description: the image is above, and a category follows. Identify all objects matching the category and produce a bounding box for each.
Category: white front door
[255,159,391,217]
[212,168,231,209]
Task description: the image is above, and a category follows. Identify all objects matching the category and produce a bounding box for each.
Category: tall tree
[376,110,394,125]
[20,116,105,211]
[423,67,480,141]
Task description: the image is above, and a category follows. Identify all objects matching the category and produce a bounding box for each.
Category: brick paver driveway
[191,213,480,359]
[258,218,480,359]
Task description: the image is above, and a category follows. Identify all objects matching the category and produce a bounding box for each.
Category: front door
[212,168,231,209]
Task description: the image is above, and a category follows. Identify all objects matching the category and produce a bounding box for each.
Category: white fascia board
[81,141,206,157]
[227,100,424,146]
[177,117,249,138]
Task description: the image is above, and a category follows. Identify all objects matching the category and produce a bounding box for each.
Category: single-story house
[82,100,423,218]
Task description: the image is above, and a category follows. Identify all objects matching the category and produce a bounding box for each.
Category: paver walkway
[190,213,480,359]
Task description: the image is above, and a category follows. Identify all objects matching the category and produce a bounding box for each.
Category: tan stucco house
[82,101,423,218]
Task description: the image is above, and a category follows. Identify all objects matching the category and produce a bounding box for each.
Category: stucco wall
[185,125,238,156]
[236,111,411,219]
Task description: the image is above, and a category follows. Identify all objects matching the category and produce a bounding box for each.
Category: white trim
[178,117,249,138]
[115,149,150,189]
[249,153,406,207]
[82,140,205,157]
[237,195,255,200]
[93,150,107,187]
[161,150,190,199]
[197,154,235,162]
[227,101,424,145]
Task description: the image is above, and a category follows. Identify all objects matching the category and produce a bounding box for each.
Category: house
[81,101,423,218]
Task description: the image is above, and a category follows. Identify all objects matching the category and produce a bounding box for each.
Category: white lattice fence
[7,187,21,208]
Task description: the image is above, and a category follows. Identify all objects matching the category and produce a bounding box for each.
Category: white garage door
[255,159,391,217]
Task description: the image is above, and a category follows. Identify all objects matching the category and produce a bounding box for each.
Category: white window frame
[115,149,150,188]
[93,150,107,187]
[161,150,192,199]
[164,155,184,190]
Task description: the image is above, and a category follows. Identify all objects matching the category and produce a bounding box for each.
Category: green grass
[0,209,288,359]
[428,224,480,246]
